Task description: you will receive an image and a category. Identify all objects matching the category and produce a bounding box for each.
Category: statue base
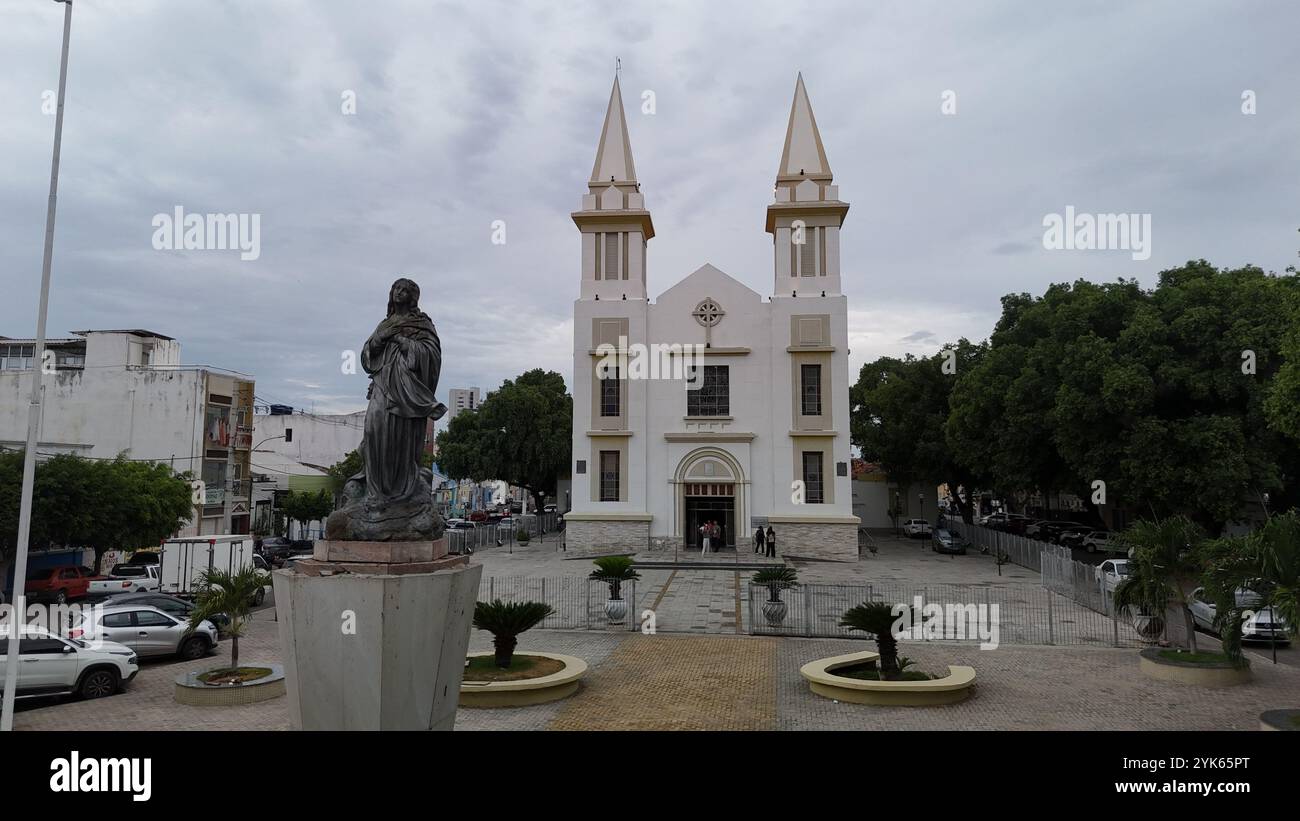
[312,537,448,565]
[273,549,481,731]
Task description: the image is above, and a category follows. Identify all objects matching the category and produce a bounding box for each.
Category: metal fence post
[489,576,494,600]
[586,579,591,630]
[804,584,814,638]
[1047,591,1055,645]
[747,584,755,635]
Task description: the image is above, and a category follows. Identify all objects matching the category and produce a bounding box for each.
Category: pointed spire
[590,76,638,186]
[777,73,831,181]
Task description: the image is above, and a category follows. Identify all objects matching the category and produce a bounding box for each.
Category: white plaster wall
[253,411,363,470]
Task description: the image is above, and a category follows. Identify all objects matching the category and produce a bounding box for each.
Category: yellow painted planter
[459,652,588,708]
[800,650,976,706]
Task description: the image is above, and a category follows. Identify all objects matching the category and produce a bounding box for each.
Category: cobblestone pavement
[14,611,1299,731]
[545,634,777,730]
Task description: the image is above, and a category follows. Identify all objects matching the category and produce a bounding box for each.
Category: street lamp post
[2,0,74,733]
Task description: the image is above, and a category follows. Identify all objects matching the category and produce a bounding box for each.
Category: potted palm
[839,601,902,679]
[589,556,640,625]
[751,565,799,626]
[1113,516,1205,648]
[472,599,554,668]
[186,565,271,684]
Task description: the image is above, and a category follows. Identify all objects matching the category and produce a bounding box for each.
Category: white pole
[2,0,73,732]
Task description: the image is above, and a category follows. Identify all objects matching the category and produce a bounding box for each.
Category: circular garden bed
[800,651,976,706]
[174,663,286,706]
[1138,647,1251,687]
[459,652,587,707]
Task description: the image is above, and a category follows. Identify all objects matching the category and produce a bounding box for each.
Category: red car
[24,566,94,604]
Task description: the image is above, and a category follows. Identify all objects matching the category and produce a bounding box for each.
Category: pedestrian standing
[765,525,776,558]
[754,526,766,554]
[700,522,710,554]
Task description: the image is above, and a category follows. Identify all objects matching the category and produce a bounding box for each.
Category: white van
[157,535,263,603]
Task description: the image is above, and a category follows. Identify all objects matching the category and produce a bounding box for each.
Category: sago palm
[472,599,555,668]
[589,556,640,600]
[751,565,798,602]
[840,601,902,679]
[1113,516,1205,649]
[187,565,269,671]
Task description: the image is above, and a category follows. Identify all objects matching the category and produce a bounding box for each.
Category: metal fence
[446,512,562,555]
[948,521,1134,621]
[475,574,640,632]
[746,580,1144,647]
[947,520,1044,572]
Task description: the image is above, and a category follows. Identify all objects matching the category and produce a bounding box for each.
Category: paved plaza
[12,536,1299,731]
[14,615,1300,731]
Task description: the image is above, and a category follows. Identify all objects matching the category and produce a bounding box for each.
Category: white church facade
[566,75,860,562]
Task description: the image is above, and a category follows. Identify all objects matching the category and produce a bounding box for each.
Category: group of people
[696,520,777,558]
[698,520,723,553]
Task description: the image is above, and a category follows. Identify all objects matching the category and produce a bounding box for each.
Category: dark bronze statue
[326,278,447,541]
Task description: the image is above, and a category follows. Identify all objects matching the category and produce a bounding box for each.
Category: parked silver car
[69,604,219,660]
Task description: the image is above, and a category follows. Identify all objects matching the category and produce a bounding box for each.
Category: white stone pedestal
[273,560,482,730]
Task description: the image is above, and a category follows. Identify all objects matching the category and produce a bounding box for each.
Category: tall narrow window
[802,451,824,504]
[801,364,822,416]
[604,232,619,280]
[599,451,620,501]
[800,226,817,276]
[686,365,729,416]
[600,365,620,417]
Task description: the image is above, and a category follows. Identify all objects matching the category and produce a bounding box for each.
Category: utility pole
[3,0,74,733]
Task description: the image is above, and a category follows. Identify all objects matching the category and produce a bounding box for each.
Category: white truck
[157,535,264,604]
[102,564,162,593]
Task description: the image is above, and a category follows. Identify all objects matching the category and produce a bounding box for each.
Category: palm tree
[1112,516,1205,650]
[1202,510,1300,665]
[751,565,798,602]
[187,565,269,671]
[589,556,640,600]
[840,601,902,679]
[472,599,555,668]
[1255,510,1300,639]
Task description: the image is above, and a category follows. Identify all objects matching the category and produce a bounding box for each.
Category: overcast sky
[2,0,1297,415]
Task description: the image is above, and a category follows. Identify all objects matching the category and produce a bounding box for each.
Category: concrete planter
[174,664,285,707]
[1259,709,1300,731]
[273,561,481,730]
[459,652,587,707]
[800,650,976,706]
[1138,647,1251,687]
[604,598,628,624]
[761,599,788,627]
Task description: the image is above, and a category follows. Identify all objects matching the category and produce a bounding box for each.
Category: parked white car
[1095,559,1130,594]
[1188,587,1291,643]
[1081,531,1120,554]
[0,624,138,700]
[902,519,932,538]
[70,604,219,660]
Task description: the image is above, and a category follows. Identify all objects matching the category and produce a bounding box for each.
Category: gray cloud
[2,0,1297,413]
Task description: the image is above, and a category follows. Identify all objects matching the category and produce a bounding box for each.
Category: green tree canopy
[1,452,193,572]
[434,369,571,512]
[944,262,1300,531]
[851,339,986,521]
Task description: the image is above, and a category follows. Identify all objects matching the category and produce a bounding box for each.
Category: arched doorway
[675,450,745,551]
